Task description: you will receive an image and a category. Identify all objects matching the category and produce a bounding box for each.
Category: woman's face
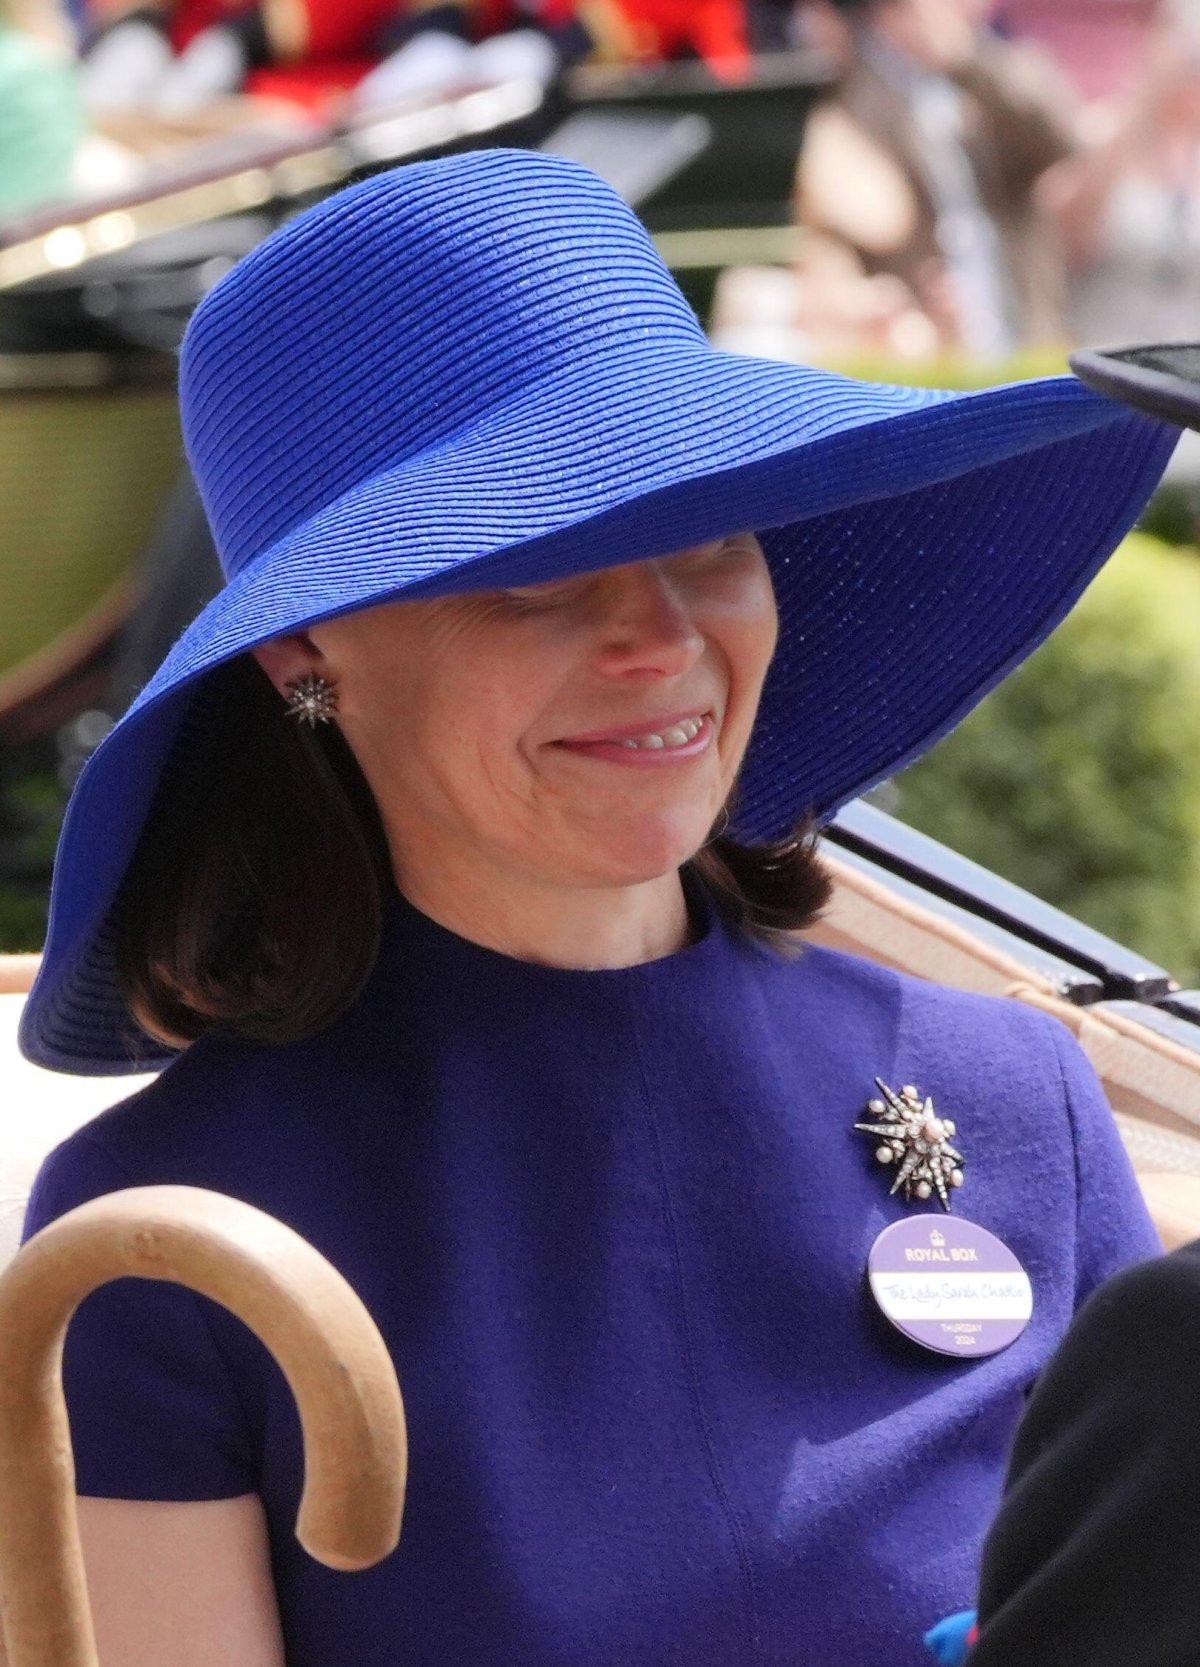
[257,533,778,894]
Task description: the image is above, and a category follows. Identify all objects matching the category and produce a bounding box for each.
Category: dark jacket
[972,1241,1198,1665]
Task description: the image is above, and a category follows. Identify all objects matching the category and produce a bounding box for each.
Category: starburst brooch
[855,1079,965,1210]
[285,672,339,727]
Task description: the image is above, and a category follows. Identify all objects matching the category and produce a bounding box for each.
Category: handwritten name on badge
[867,1217,1033,1358]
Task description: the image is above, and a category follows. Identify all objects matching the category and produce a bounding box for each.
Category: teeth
[577,715,708,750]
[613,716,704,750]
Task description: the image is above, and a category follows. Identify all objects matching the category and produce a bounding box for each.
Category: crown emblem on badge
[854,1079,965,1210]
[930,1229,946,1247]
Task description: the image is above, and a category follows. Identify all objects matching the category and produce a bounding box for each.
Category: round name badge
[867,1216,1033,1358]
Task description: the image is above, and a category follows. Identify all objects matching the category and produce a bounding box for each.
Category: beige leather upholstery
[0,957,40,996]
[0,978,155,1266]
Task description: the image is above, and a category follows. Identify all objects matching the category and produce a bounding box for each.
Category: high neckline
[376,868,732,994]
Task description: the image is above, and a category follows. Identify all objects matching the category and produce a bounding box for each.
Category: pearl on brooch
[854,1078,967,1211]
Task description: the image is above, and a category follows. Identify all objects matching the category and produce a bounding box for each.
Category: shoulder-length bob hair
[116,655,832,1051]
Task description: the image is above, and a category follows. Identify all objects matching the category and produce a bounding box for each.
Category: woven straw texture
[20,148,1178,1073]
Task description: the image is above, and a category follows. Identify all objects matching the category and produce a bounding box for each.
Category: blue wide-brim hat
[21,148,1179,1074]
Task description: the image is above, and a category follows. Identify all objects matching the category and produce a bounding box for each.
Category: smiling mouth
[609,715,706,751]
[555,712,715,755]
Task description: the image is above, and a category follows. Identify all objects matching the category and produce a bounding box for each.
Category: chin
[580,816,713,886]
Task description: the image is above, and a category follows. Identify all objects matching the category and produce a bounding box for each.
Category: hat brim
[22,341,1178,1072]
[1071,343,1200,431]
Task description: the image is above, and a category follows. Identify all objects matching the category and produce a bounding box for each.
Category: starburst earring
[285,671,339,727]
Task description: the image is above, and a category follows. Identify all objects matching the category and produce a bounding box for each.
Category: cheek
[400,668,548,804]
[704,573,777,774]
[715,569,779,691]
[749,584,781,667]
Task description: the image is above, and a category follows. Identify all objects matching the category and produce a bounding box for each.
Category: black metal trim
[825,840,1105,1004]
[1070,343,1200,433]
[826,801,1176,1003]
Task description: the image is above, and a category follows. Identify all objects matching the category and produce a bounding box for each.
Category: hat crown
[180,149,705,580]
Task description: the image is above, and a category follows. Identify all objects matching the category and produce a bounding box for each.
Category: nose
[592,559,705,682]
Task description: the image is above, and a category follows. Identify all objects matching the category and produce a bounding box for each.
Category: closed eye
[494,576,587,612]
[669,533,759,569]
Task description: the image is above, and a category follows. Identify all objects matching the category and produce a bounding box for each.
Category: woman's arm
[0,1496,285,1667]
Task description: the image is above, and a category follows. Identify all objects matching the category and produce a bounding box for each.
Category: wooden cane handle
[0,1186,408,1667]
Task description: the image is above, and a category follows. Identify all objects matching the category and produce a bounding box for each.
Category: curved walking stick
[0,1185,408,1667]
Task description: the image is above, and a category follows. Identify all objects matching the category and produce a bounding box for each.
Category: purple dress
[24,884,1159,1666]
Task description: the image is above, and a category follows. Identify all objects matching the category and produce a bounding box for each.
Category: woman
[16,148,1178,1665]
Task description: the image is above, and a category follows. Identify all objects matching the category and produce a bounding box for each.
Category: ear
[249,632,325,702]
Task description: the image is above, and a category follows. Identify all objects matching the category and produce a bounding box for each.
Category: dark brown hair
[116,655,832,1050]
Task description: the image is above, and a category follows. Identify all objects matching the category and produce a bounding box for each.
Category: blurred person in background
[710,227,945,362]
[0,0,83,216]
[1038,0,1200,345]
[78,0,590,114]
[359,0,754,110]
[794,0,1079,355]
[80,0,465,114]
[78,0,753,116]
[995,0,1158,101]
[354,1,598,115]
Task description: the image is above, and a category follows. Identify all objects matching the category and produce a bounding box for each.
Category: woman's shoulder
[786,937,1098,1134]
[24,1024,343,1235]
[793,942,1160,1297]
[793,937,1072,1055]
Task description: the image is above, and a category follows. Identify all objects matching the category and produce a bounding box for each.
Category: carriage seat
[0,984,156,1267]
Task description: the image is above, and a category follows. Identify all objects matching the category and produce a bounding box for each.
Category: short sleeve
[1048,1018,1163,1307]
[22,1133,259,1501]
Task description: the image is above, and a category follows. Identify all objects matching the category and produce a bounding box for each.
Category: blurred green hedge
[0,765,63,953]
[895,533,1200,985]
[820,347,1070,389]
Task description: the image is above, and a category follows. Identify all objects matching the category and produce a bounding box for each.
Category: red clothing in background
[479,0,749,70]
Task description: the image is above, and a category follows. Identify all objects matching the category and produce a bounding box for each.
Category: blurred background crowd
[3,0,1200,983]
